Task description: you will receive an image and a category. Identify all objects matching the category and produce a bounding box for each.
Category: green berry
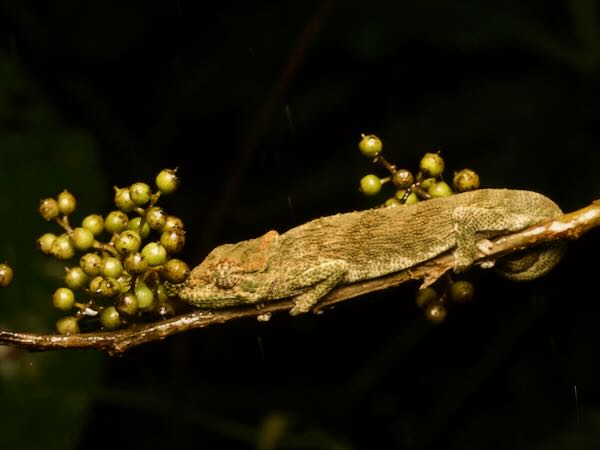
[146,206,167,230]
[0,264,13,287]
[161,258,190,283]
[415,287,438,308]
[37,233,57,255]
[419,177,437,191]
[116,293,139,316]
[359,174,382,196]
[56,316,80,335]
[80,253,103,277]
[450,280,475,304]
[428,181,453,198]
[50,234,75,260]
[88,275,104,293]
[105,211,129,234]
[394,190,419,205]
[155,168,179,194]
[101,257,123,278]
[115,230,142,254]
[38,197,59,221]
[129,182,152,206]
[113,187,136,212]
[96,277,121,298]
[425,302,447,324]
[384,198,400,207]
[141,242,167,266]
[419,152,445,178]
[71,227,95,251]
[100,306,121,330]
[358,134,383,158]
[160,228,186,254]
[57,190,76,215]
[127,217,151,239]
[116,274,132,293]
[82,214,104,236]
[452,168,480,192]
[52,287,75,311]
[123,252,149,274]
[162,215,184,232]
[134,280,155,310]
[65,266,89,290]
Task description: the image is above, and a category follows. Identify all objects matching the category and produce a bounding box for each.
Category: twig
[0,199,598,356]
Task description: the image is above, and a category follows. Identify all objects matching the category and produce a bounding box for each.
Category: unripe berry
[155,168,179,194]
[0,264,13,287]
[115,230,142,254]
[80,253,103,277]
[358,134,383,158]
[96,277,121,298]
[100,306,121,330]
[71,227,95,251]
[146,207,167,230]
[57,190,76,215]
[450,280,475,304]
[359,174,382,196]
[116,293,139,316]
[419,152,445,178]
[127,217,151,239]
[39,198,59,221]
[129,182,152,206]
[453,168,480,192]
[160,228,186,254]
[82,214,104,236]
[56,316,80,335]
[51,234,75,260]
[113,187,136,212]
[37,233,57,255]
[141,242,167,266]
[101,257,123,278]
[428,181,453,198]
[52,287,75,311]
[425,302,447,323]
[161,258,190,283]
[65,266,89,290]
[123,252,149,274]
[162,215,184,232]
[134,280,155,310]
[105,211,129,234]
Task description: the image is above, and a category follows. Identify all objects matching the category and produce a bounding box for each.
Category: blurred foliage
[0,53,104,448]
[0,0,599,449]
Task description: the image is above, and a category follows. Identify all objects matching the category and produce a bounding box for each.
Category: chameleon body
[177,189,564,315]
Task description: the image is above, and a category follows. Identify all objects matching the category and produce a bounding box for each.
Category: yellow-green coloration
[428,181,453,198]
[57,190,76,216]
[419,152,445,177]
[0,263,14,287]
[155,168,180,194]
[453,169,480,192]
[176,189,565,315]
[358,134,383,158]
[450,280,475,303]
[360,174,382,196]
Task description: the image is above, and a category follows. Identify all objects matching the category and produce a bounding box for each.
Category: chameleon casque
[176,189,564,315]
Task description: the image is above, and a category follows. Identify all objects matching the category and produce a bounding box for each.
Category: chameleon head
[177,231,279,308]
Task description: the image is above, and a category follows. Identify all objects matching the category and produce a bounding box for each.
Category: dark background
[0,1,599,449]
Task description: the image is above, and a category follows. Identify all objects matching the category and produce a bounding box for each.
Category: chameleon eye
[211,261,239,290]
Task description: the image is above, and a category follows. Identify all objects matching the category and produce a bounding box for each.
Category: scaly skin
[176,189,564,315]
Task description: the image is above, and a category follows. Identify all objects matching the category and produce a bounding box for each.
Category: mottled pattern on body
[177,189,564,315]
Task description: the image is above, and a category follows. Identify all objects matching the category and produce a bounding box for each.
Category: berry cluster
[358,134,480,322]
[358,134,480,205]
[37,169,190,335]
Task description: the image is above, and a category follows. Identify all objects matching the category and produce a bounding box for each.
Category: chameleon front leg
[277,259,349,315]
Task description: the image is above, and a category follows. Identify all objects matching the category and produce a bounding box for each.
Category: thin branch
[1,199,599,356]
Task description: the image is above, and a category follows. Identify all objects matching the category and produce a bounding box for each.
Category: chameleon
[175,189,565,315]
